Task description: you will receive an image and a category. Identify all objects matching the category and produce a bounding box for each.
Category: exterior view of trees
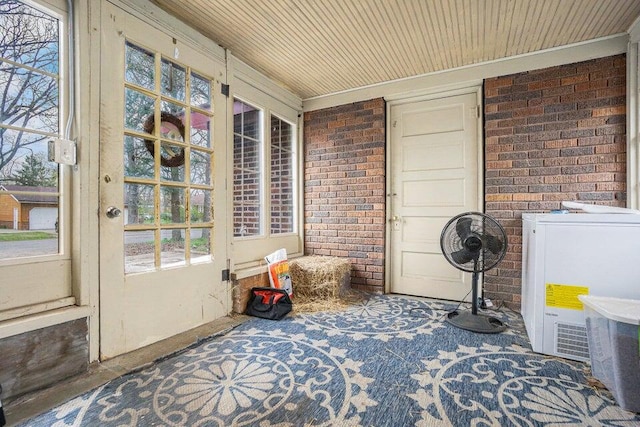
[0,0,60,187]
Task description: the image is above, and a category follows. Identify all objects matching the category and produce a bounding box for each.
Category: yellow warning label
[545,284,589,310]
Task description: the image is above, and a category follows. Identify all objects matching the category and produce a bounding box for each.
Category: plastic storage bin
[578,295,640,413]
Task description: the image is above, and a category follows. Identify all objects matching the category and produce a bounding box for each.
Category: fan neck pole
[471,260,479,315]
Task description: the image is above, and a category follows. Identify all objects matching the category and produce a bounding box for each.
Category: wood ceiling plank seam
[312,5,378,90]
[406,0,435,72]
[623,2,640,31]
[438,0,459,69]
[460,3,472,65]
[510,0,534,58]
[567,1,601,42]
[462,1,477,66]
[184,1,218,28]
[211,1,319,96]
[274,2,353,95]
[425,0,453,70]
[444,0,464,70]
[497,0,513,58]
[396,0,429,76]
[191,4,241,51]
[228,2,281,48]
[494,0,508,60]
[531,0,559,52]
[474,0,485,63]
[241,2,333,87]
[424,2,447,71]
[188,3,255,51]
[560,0,585,44]
[520,0,546,54]
[543,0,570,50]
[331,1,387,86]
[375,1,420,78]
[336,1,399,83]
[462,2,476,65]
[551,2,593,47]
[535,0,563,49]
[307,1,380,90]
[484,0,497,62]
[234,0,390,97]
[294,1,368,90]
[478,0,487,63]
[386,1,421,77]
[598,1,623,35]
[394,1,430,74]
[621,2,640,32]
[353,0,407,81]
[593,1,625,37]
[416,0,446,72]
[501,0,520,58]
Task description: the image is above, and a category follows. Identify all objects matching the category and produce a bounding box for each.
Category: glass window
[123,44,215,273]
[0,0,62,258]
[233,99,263,237]
[270,115,295,234]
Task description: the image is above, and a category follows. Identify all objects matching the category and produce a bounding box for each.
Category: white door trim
[384,85,484,294]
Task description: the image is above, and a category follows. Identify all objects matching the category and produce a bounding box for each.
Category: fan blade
[483,234,504,254]
[451,248,474,265]
[456,217,473,240]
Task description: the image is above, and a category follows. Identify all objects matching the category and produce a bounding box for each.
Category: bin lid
[578,295,640,325]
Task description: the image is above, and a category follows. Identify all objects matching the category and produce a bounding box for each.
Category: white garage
[29,207,58,230]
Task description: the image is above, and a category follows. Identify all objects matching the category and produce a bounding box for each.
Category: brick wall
[303,98,386,293]
[484,54,627,309]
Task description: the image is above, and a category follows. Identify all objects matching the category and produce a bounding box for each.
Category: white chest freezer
[521,213,640,362]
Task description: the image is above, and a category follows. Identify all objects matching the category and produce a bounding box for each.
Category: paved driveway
[0,238,58,258]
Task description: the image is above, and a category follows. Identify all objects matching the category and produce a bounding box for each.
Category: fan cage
[440,212,507,273]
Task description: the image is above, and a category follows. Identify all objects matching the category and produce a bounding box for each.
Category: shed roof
[0,185,58,205]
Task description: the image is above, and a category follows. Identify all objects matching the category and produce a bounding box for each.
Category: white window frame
[0,0,74,321]
[232,97,265,238]
[230,66,303,268]
[628,18,640,210]
[269,113,298,236]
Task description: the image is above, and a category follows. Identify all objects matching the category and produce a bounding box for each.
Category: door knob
[106,206,122,218]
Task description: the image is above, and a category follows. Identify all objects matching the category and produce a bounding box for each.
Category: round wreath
[143,111,186,167]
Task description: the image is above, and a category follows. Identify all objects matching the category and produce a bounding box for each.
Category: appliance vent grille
[555,322,590,360]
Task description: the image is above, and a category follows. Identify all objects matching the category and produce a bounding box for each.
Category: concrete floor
[4,315,249,427]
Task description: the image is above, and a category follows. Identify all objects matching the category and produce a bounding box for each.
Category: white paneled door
[389,91,481,300]
[99,2,229,358]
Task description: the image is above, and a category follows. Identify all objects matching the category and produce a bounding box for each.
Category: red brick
[528,79,561,90]
[592,106,625,117]
[485,76,514,90]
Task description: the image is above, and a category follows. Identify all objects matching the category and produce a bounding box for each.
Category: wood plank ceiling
[152,0,640,99]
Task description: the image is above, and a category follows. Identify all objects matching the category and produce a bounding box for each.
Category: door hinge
[221,83,229,97]
[222,268,230,281]
[476,105,481,118]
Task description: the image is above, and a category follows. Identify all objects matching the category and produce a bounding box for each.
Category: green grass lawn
[0,231,57,241]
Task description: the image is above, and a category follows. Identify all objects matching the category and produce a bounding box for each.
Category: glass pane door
[123,41,215,274]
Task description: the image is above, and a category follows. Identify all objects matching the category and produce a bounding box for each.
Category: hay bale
[289,256,358,313]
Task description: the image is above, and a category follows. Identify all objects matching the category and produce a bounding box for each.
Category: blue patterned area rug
[20,295,640,426]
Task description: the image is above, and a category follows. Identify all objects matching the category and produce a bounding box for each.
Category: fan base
[446,310,507,334]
